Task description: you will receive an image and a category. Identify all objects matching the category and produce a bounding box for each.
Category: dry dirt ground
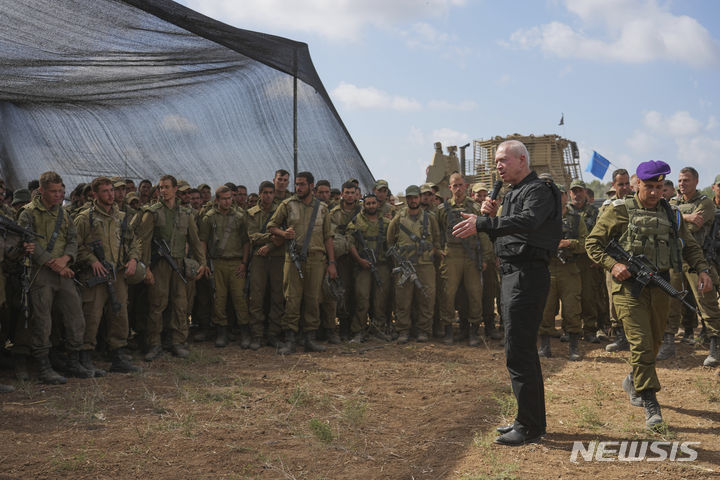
[1,334,720,479]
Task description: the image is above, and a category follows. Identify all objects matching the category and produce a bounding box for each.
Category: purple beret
[636,160,671,181]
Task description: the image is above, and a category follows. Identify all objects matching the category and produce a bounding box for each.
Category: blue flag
[586,151,610,179]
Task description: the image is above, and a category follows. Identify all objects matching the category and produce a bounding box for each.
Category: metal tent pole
[293,48,298,180]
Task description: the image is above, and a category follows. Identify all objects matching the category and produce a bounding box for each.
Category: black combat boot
[215,325,228,348]
[681,327,695,344]
[277,330,296,354]
[171,344,190,358]
[606,325,630,352]
[304,330,327,352]
[327,328,342,345]
[49,348,69,371]
[655,333,675,360]
[442,324,454,346]
[641,389,663,431]
[144,344,163,362]
[538,335,551,358]
[485,324,502,340]
[109,349,142,373]
[568,333,582,361]
[468,324,480,347]
[249,336,263,351]
[622,372,643,407]
[37,356,67,385]
[239,325,251,349]
[704,336,720,367]
[13,354,30,382]
[65,351,94,378]
[79,350,106,377]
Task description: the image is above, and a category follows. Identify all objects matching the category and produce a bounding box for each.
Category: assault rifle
[604,239,700,315]
[288,238,304,279]
[0,215,45,325]
[386,245,429,296]
[152,238,187,284]
[86,240,122,314]
[352,230,381,286]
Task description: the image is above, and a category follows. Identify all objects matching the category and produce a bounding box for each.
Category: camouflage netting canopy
[0,0,374,192]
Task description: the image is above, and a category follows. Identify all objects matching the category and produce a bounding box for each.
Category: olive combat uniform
[325,202,361,339]
[18,196,92,382]
[437,197,493,345]
[659,191,720,365]
[586,193,708,429]
[346,211,391,340]
[386,207,440,341]
[570,201,608,339]
[538,205,588,360]
[199,205,250,347]
[247,203,285,348]
[75,201,142,373]
[138,199,206,359]
[267,194,332,353]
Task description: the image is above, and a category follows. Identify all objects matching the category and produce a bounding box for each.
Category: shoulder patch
[612,199,625,207]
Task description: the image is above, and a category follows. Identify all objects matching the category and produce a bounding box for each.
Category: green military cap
[330,188,341,195]
[714,174,720,185]
[126,192,139,202]
[12,188,31,205]
[110,176,126,188]
[405,185,421,196]
[557,184,567,193]
[197,183,210,191]
[419,183,433,194]
[606,186,616,196]
[570,179,586,190]
[177,180,191,192]
[346,177,359,185]
[471,183,488,193]
[374,179,389,190]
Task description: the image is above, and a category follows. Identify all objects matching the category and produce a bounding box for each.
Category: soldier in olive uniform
[346,193,391,342]
[373,180,396,220]
[75,177,142,374]
[437,173,494,346]
[328,182,362,340]
[657,167,720,366]
[567,179,605,342]
[267,171,337,354]
[601,169,634,353]
[199,185,250,348]
[538,185,587,361]
[137,175,208,361]
[586,161,712,431]
[314,180,341,343]
[17,171,93,383]
[387,185,441,343]
[247,181,285,348]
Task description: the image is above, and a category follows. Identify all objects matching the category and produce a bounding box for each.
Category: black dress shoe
[496,424,514,434]
[494,428,542,446]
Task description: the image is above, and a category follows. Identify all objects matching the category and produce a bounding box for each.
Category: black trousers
[500,261,550,436]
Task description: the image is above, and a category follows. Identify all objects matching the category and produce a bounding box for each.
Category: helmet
[124,261,147,285]
[184,257,201,279]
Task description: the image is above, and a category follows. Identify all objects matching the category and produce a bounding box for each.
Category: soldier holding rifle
[586,160,712,431]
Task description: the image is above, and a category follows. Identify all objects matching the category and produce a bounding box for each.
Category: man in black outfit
[453,139,561,445]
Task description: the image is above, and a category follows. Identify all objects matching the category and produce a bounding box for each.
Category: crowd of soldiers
[0,164,719,397]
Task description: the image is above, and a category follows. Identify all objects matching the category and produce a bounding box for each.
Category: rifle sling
[46,204,64,253]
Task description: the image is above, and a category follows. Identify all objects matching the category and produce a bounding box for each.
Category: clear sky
[179,0,720,191]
